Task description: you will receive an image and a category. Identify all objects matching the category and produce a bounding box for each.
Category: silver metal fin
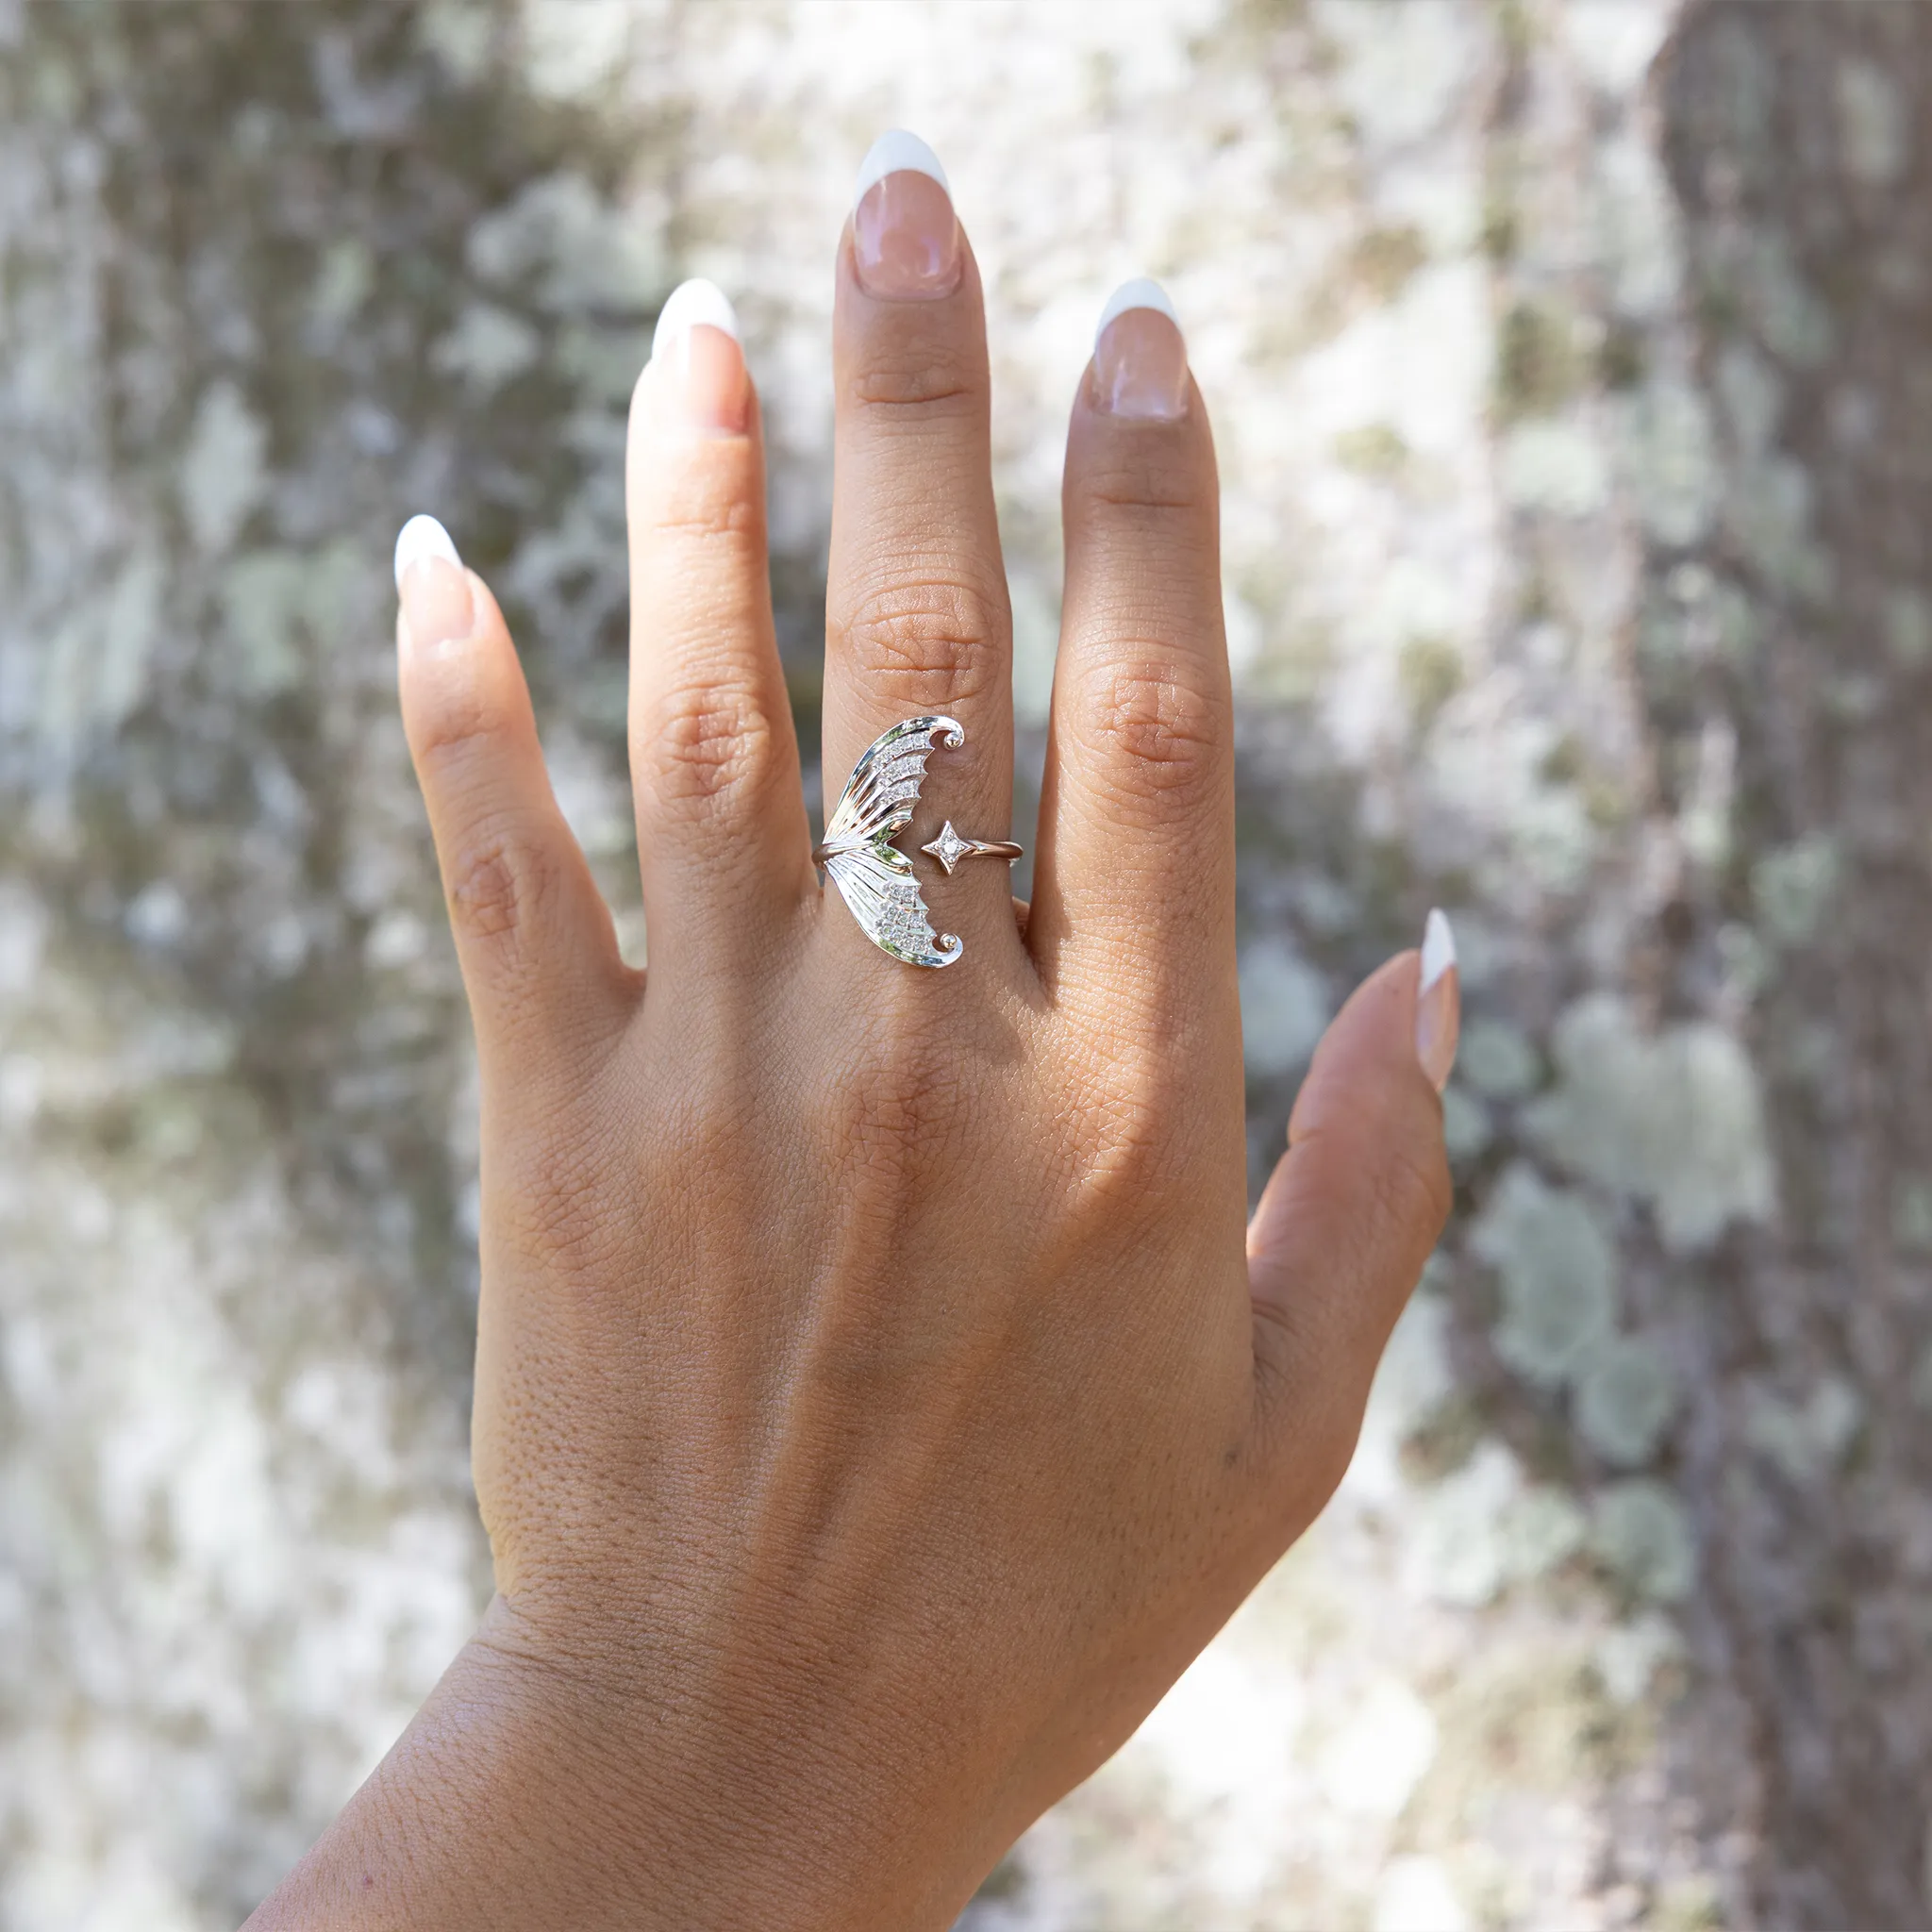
[819,715,965,967]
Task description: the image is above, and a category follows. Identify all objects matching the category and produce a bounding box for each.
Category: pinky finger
[394,516,635,1090]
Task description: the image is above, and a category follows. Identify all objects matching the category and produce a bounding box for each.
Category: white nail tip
[1419,908,1457,994]
[652,278,741,362]
[393,513,460,592]
[854,129,950,208]
[1095,277,1179,348]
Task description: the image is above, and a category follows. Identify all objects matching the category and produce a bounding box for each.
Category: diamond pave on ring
[812,715,1024,969]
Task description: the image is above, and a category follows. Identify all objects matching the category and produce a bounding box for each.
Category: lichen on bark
[6,3,1928,1928]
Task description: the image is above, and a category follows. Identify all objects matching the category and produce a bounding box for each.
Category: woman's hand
[252,134,1457,1931]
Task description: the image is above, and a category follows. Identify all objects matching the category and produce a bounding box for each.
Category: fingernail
[852,129,960,300]
[393,514,475,652]
[649,277,749,434]
[1416,908,1460,1093]
[1092,278,1189,422]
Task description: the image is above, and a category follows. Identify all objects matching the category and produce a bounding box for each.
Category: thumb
[1246,914,1458,1493]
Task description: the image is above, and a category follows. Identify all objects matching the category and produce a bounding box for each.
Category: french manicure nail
[1092,278,1189,421]
[852,129,961,300]
[393,513,475,652]
[1416,908,1460,1093]
[650,277,749,434]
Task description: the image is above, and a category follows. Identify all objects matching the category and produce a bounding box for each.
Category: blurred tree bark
[1657,5,1932,1925]
[13,3,1932,1927]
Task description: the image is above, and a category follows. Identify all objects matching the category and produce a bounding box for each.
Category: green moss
[431,302,542,391]
[1733,491,1833,601]
[1655,1875,1724,1932]
[1481,195,1519,264]
[1524,996,1774,1254]
[1622,379,1718,547]
[1404,1441,1521,1607]
[1246,620,1336,704]
[1496,300,1582,422]
[1400,1393,1488,1486]
[1441,1085,1492,1165]
[1351,223,1427,300]
[1500,420,1610,516]
[416,0,495,80]
[1495,0,1535,57]
[1751,835,1839,948]
[1597,322,1645,391]
[1240,941,1330,1077]
[1473,1164,1617,1391]
[1501,1483,1588,1582]
[1911,1345,1932,1411]
[1398,633,1463,729]
[466,170,665,312]
[218,544,357,702]
[1743,1377,1863,1483]
[309,238,374,333]
[1538,734,1586,788]
[1738,229,1834,371]
[1715,922,1771,1002]
[1574,1335,1678,1467]
[1838,58,1909,185]
[1334,421,1409,476]
[1714,341,1782,455]
[1884,587,1932,665]
[1593,1612,1681,1707]
[1457,1019,1541,1101]
[1591,1480,1695,1602]
[1894,1178,1932,1257]
[180,380,268,556]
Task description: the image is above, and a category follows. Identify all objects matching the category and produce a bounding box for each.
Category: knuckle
[444,813,559,964]
[1060,1044,1194,1213]
[630,381,762,537]
[1276,1396,1365,1528]
[1373,1125,1455,1249]
[412,683,508,777]
[650,464,764,546]
[1080,444,1208,516]
[641,678,778,814]
[851,349,980,414]
[658,491,762,545]
[836,572,1008,714]
[1071,658,1227,818]
[496,1107,625,1279]
[1296,1109,1455,1258]
[1247,1308,1372,1524]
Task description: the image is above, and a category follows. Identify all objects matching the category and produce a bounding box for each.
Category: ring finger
[1029,282,1236,1029]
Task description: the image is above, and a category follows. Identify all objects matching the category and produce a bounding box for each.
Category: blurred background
[4,1,1929,1925]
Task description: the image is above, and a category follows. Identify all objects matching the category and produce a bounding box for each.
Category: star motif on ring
[921,821,974,874]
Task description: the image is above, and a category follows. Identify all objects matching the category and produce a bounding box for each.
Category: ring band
[810,822,1021,873]
[917,823,1023,874]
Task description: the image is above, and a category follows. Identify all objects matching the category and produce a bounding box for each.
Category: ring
[813,715,1023,969]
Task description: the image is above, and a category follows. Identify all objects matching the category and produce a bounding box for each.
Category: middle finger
[821,133,1019,973]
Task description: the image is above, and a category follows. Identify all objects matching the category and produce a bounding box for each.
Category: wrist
[250,1596,999,1931]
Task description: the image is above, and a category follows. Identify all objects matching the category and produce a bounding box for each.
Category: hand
[251,134,1457,1931]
